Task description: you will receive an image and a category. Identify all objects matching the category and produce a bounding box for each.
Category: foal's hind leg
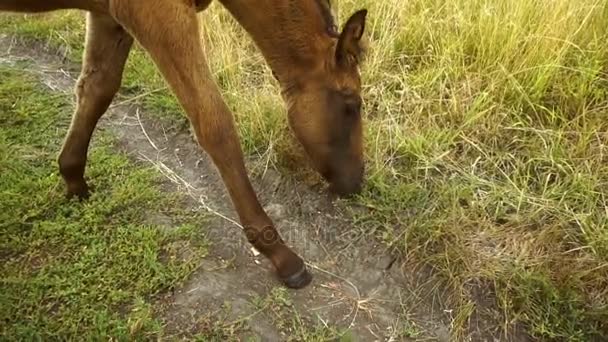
[58,12,133,198]
[110,0,311,289]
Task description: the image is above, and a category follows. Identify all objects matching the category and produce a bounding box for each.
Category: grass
[0,66,211,339]
[248,287,351,342]
[172,286,351,341]
[0,49,347,342]
[1,0,608,339]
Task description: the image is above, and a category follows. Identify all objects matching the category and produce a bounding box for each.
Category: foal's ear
[335,9,368,68]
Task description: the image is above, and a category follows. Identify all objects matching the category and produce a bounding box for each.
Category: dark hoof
[66,182,90,200]
[280,265,313,289]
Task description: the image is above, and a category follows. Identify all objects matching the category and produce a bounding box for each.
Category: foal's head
[284,7,368,197]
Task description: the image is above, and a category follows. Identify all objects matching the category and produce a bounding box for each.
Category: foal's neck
[218,0,336,88]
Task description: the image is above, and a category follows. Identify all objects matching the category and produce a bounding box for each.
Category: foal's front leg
[110,0,312,288]
[58,12,133,198]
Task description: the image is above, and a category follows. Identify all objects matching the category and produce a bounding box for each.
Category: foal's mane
[313,0,339,37]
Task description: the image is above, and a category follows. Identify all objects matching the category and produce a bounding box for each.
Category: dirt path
[1,34,453,341]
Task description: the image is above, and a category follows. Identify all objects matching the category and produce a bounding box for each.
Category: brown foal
[0,0,368,289]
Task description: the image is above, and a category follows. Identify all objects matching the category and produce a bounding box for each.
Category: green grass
[0,66,210,340]
[192,287,354,342]
[248,287,351,342]
[2,0,608,339]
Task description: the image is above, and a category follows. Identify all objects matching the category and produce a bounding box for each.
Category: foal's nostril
[322,158,365,197]
[331,180,361,197]
[330,171,363,198]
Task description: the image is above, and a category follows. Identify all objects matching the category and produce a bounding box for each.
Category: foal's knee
[188,94,241,152]
[75,69,121,110]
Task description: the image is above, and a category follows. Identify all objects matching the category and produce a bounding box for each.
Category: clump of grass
[2,0,608,339]
[248,287,352,341]
[0,66,209,340]
[352,0,608,339]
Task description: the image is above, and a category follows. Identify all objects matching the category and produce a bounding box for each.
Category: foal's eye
[345,102,359,116]
[344,97,362,117]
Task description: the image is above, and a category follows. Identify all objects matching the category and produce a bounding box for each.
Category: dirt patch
[1,34,453,341]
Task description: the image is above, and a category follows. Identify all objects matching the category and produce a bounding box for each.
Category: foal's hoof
[66,182,90,200]
[280,265,313,289]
